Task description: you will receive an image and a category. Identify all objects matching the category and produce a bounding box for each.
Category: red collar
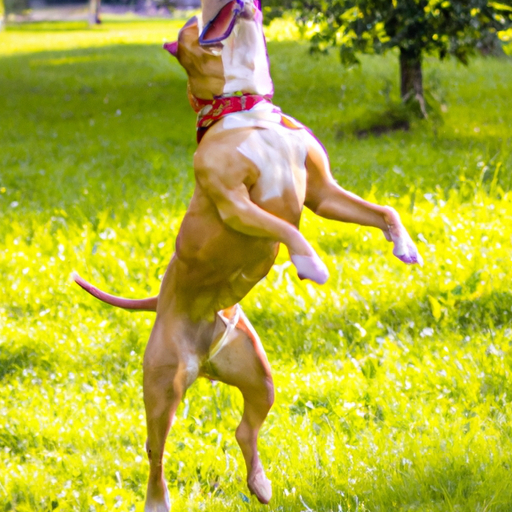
[195,94,272,143]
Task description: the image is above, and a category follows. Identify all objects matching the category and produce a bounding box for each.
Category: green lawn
[1,19,512,512]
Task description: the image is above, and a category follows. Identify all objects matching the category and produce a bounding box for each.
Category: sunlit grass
[1,20,512,512]
[1,19,184,55]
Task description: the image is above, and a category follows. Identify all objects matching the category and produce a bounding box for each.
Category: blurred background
[3,0,199,24]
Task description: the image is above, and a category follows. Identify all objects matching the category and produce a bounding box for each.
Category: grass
[1,19,512,512]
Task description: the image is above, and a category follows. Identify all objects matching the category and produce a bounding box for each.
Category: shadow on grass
[337,102,412,139]
[0,43,196,218]
[0,344,52,379]
[1,38,511,220]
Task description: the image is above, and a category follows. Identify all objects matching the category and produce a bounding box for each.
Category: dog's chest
[237,126,307,209]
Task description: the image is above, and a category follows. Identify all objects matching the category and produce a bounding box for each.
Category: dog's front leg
[304,136,423,265]
[195,156,329,284]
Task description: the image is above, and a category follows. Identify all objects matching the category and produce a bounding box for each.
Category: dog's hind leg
[206,306,274,504]
[143,315,201,512]
[304,135,422,265]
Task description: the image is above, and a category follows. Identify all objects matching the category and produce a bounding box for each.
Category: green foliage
[265,0,512,65]
[3,0,28,16]
[1,20,512,512]
[264,0,512,119]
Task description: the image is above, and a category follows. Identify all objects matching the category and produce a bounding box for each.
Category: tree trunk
[478,32,505,57]
[0,0,5,32]
[89,0,101,25]
[399,47,427,118]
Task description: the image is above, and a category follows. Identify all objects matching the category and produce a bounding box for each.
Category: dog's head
[163,0,244,58]
[163,0,272,103]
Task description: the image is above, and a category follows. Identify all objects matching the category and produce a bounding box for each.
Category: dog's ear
[199,0,244,44]
[163,41,178,57]
[163,16,198,58]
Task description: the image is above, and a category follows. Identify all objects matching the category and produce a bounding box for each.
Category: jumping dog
[75,1,422,510]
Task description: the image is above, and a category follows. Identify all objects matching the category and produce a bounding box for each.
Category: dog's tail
[72,272,158,312]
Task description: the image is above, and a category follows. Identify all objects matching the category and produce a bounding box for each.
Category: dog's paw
[144,501,170,512]
[145,480,171,512]
[248,468,272,504]
[382,206,423,266]
[390,230,423,266]
[291,254,329,284]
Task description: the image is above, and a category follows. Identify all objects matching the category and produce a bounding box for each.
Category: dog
[74,1,421,510]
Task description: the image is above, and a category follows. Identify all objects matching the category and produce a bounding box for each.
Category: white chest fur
[236,124,307,204]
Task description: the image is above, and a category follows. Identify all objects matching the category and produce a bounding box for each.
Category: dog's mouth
[200,0,244,45]
[201,0,235,25]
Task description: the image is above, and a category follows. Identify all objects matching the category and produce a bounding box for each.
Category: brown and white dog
[74,1,421,510]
